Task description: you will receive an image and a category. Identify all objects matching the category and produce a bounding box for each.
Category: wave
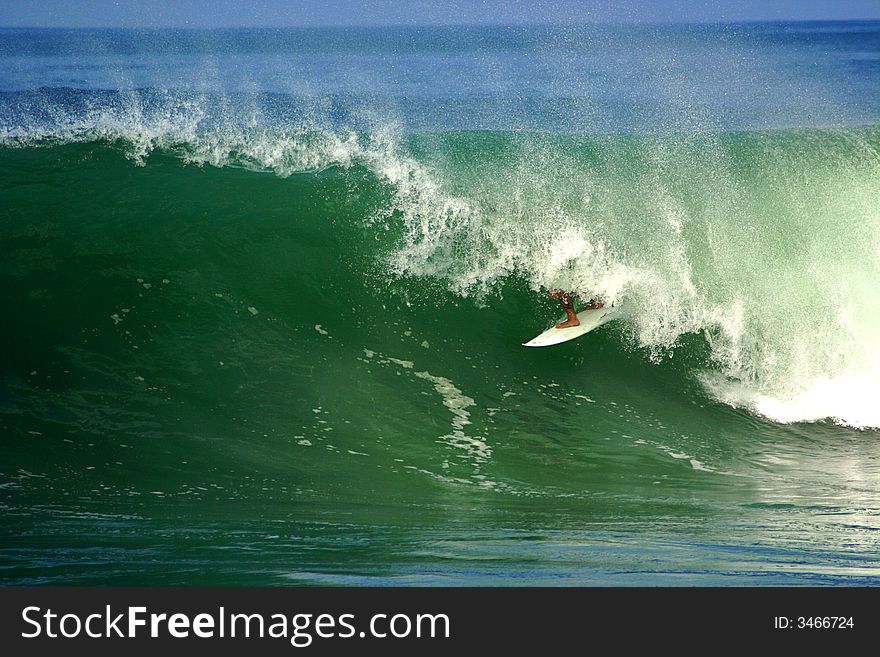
[2,91,879,428]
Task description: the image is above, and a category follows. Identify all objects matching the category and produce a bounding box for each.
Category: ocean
[1,21,879,585]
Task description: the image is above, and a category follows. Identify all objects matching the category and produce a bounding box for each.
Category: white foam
[706,371,880,429]
[366,347,491,461]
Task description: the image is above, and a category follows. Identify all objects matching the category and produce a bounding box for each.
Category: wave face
[5,117,877,427]
[2,23,880,585]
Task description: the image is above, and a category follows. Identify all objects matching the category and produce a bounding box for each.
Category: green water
[2,134,879,584]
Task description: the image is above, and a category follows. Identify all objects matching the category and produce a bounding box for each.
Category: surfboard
[522,305,618,347]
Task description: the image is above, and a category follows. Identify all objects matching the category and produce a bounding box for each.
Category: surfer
[549,291,604,328]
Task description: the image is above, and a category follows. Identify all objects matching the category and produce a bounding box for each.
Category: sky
[2,0,880,28]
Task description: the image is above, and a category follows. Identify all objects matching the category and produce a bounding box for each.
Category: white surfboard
[522,305,618,347]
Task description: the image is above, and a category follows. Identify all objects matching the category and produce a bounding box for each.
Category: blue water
[2,22,879,134]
